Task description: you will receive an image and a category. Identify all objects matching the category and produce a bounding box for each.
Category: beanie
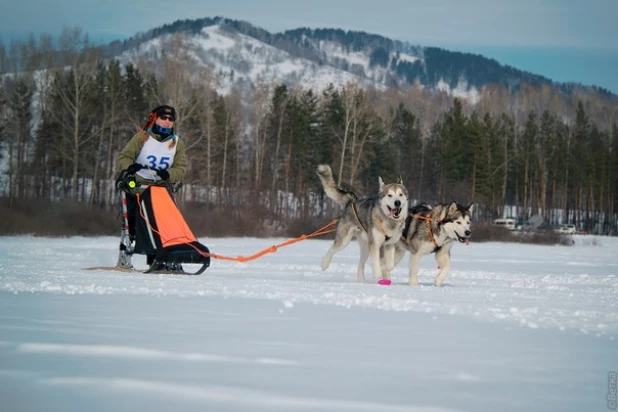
[152,105,176,120]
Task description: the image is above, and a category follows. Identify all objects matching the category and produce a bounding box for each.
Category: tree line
[1,30,617,235]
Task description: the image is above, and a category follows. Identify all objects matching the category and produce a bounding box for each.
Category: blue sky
[4,0,617,93]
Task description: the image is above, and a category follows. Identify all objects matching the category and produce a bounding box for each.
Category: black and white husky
[316,164,409,284]
[383,202,473,286]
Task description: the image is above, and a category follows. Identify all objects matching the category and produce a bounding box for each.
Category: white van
[556,224,576,234]
[492,218,517,230]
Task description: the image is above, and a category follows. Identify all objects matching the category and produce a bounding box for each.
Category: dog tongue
[465,239,470,246]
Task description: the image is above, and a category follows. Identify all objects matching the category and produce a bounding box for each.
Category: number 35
[146,156,171,170]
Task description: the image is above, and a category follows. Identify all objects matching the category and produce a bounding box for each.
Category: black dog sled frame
[116,171,210,275]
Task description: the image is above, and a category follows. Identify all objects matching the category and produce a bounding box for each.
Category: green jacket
[116,130,188,186]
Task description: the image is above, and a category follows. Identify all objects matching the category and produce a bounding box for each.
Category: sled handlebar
[116,166,182,194]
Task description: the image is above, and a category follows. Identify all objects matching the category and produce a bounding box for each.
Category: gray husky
[317,164,409,283]
[383,202,473,287]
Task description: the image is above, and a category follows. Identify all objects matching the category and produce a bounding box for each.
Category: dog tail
[316,164,357,205]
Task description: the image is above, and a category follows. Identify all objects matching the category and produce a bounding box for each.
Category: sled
[113,176,211,276]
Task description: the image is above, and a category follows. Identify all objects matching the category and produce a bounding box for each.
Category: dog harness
[350,202,391,241]
[374,214,390,241]
[411,214,452,253]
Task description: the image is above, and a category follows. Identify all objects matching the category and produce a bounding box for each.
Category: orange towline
[208,219,339,262]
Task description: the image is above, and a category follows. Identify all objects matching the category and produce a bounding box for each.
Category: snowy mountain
[116,24,380,96]
[109,17,612,102]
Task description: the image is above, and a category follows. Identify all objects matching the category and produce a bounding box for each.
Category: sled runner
[83,266,203,276]
[113,170,211,275]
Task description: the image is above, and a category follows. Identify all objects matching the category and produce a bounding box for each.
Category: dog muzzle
[388,205,403,219]
[455,231,471,244]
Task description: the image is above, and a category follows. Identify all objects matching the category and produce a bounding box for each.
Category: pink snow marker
[377,279,392,286]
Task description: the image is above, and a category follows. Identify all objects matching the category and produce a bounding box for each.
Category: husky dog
[317,164,409,283]
[384,202,473,287]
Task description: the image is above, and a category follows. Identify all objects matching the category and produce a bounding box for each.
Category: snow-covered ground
[1,235,617,411]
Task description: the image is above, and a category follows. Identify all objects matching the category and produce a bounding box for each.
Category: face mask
[153,123,173,137]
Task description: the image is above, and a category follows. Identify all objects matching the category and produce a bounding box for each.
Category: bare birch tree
[50,26,102,199]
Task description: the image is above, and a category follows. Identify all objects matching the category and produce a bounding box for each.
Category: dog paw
[434,279,444,287]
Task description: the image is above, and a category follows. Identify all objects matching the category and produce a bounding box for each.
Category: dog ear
[448,201,458,216]
[379,176,385,189]
[467,203,474,214]
[396,175,403,184]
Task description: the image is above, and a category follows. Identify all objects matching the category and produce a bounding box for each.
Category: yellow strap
[414,214,438,248]
[351,203,388,237]
[375,214,387,236]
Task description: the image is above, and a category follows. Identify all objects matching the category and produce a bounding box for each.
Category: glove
[126,163,143,174]
[156,169,170,181]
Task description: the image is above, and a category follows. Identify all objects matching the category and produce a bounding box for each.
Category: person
[116,105,187,187]
[116,104,188,271]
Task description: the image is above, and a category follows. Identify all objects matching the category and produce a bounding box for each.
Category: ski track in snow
[1,235,617,337]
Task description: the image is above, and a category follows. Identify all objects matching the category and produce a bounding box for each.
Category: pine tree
[390,102,422,200]
[520,111,538,220]
[571,101,592,226]
[537,110,555,223]
[435,98,467,201]
[123,63,149,126]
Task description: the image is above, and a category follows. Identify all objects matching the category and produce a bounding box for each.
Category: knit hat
[152,105,176,120]
[141,105,177,132]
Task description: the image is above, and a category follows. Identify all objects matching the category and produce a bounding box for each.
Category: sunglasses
[159,115,175,121]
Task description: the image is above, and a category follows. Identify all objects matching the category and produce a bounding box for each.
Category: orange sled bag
[133,186,211,274]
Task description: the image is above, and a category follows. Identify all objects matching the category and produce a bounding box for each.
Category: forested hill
[2,15,617,237]
[105,16,616,99]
